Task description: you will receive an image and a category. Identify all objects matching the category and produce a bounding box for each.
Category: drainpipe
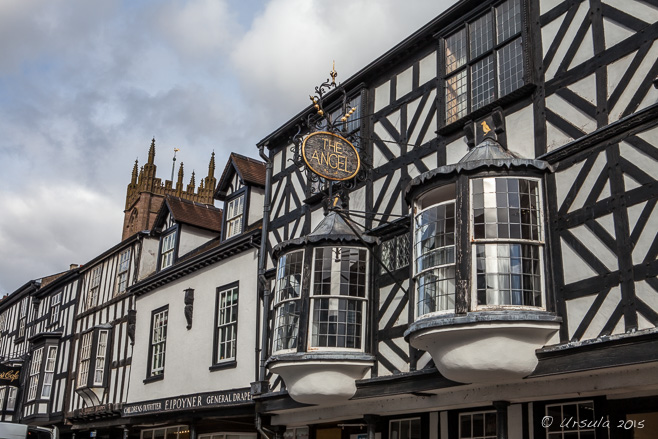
[256,413,274,439]
[257,143,273,382]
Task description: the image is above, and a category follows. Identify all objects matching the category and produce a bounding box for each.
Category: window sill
[143,374,164,384]
[209,360,237,372]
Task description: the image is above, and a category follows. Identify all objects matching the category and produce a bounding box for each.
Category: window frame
[159,229,177,270]
[115,249,131,296]
[308,246,369,352]
[389,417,423,439]
[140,425,190,439]
[77,327,111,389]
[40,345,58,399]
[212,283,239,367]
[469,176,546,310]
[86,265,103,310]
[17,297,28,340]
[50,292,62,326]
[146,305,169,380]
[544,400,597,439]
[272,250,305,355]
[413,199,458,319]
[27,347,44,401]
[6,386,17,411]
[458,410,498,439]
[380,232,411,274]
[224,191,246,240]
[441,0,528,128]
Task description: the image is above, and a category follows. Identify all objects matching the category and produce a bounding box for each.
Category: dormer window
[160,231,176,270]
[225,195,245,239]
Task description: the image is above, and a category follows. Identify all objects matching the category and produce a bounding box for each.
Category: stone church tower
[122,138,217,240]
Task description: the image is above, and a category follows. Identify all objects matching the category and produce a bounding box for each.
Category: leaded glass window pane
[446,28,467,74]
[498,38,524,97]
[446,70,468,124]
[470,12,493,59]
[471,55,495,110]
[273,250,304,353]
[310,247,367,350]
[496,0,522,43]
[380,234,410,274]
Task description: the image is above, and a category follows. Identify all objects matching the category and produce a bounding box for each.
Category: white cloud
[0,184,121,296]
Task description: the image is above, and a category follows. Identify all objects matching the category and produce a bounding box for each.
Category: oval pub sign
[302,131,360,181]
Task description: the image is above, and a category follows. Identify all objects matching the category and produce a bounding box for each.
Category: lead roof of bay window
[405,137,553,201]
[272,211,378,257]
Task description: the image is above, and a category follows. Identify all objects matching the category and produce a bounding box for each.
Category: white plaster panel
[565,287,621,340]
[555,161,584,208]
[377,341,408,374]
[546,120,576,151]
[638,83,658,112]
[419,52,437,85]
[273,150,283,177]
[604,17,636,50]
[372,170,402,227]
[138,238,159,281]
[568,25,594,70]
[422,151,437,170]
[546,93,597,135]
[508,404,524,439]
[412,90,436,147]
[417,352,432,370]
[178,224,218,258]
[127,249,259,403]
[374,81,390,113]
[397,66,413,100]
[597,181,611,202]
[561,237,598,284]
[613,315,626,335]
[379,282,409,329]
[407,96,422,132]
[248,187,264,226]
[610,41,658,121]
[351,186,366,212]
[408,163,421,180]
[310,206,324,232]
[540,0,564,15]
[636,125,658,145]
[636,281,658,329]
[596,213,616,239]
[374,120,398,167]
[568,152,607,213]
[544,3,589,81]
[290,173,304,210]
[607,51,636,99]
[541,12,566,59]
[627,201,645,236]
[620,141,658,181]
[505,106,535,158]
[604,0,658,23]
[571,224,619,271]
[446,138,468,165]
[631,202,657,264]
[638,314,653,330]
[624,174,641,191]
[569,74,597,105]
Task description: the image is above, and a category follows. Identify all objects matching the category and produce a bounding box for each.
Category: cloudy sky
[0,0,452,295]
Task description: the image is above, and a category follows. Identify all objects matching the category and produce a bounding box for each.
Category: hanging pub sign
[0,364,21,386]
[302,131,360,181]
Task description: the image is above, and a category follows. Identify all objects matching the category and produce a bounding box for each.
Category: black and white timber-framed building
[252,0,658,438]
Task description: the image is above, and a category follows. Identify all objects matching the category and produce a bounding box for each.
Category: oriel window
[272,250,304,353]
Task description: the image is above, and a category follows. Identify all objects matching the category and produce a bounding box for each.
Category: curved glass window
[273,250,304,353]
[414,201,456,317]
[472,177,543,307]
[310,247,368,349]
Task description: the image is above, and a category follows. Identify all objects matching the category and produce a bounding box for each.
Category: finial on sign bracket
[330,60,338,86]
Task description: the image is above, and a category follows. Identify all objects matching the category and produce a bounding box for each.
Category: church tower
[122,138,217,240]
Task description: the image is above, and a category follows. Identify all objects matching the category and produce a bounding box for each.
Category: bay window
[77,327,110,388]
[444,0,524,124]
[273,250,304,353]
[78,331,92,387]
[310,247,367,350]
[472,177,544,307]
[27,347,43,401]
